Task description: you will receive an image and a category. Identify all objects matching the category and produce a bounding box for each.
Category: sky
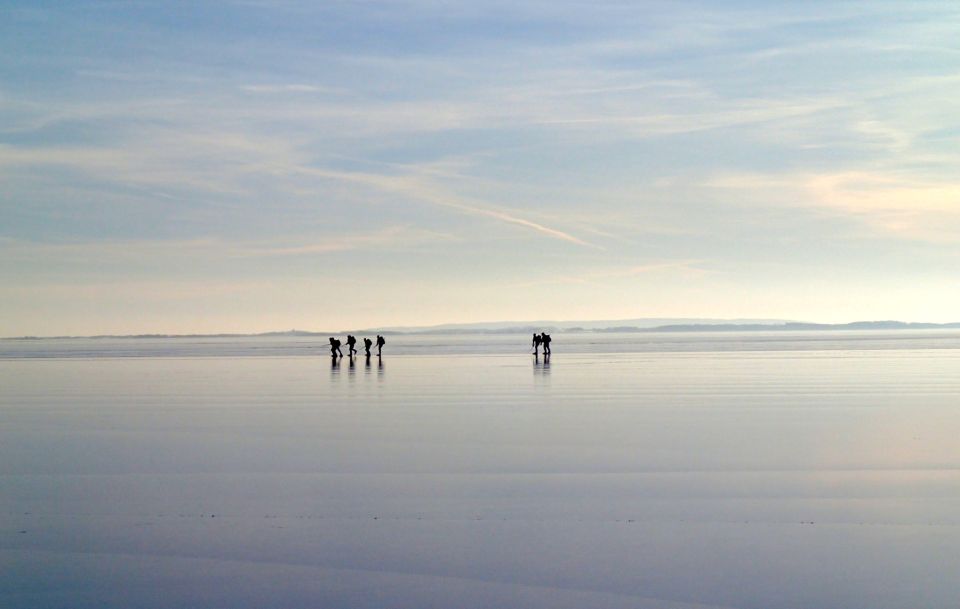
[2,1,960,335]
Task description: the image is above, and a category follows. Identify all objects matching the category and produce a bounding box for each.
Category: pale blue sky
[2,1,959,334]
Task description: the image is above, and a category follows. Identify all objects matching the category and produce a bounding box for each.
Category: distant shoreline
[6,321,960,340]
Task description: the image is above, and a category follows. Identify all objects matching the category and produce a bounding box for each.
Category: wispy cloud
[708,170,960,242]
[508,260,709,288]
[1,238,400,289]
[0,225,453,271]
[240,83,344,94]
[237,225,456,256]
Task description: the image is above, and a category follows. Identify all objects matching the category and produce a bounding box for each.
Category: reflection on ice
[533,353,551,379]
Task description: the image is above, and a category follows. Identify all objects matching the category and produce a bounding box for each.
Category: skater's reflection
[533,352,550,377]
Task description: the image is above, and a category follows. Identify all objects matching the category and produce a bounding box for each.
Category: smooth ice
[2,333,960,608]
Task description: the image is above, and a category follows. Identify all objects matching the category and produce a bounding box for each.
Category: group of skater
[531,332,552,356]
[329,334,385,358]
[329,333,550,359]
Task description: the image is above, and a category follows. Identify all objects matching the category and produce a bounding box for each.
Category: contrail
[302,166,600,249]
[443,200,597,248]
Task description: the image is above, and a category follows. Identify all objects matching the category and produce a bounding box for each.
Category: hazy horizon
[4,2,960,335]
[10,317,960,340]
[4,316,793,338]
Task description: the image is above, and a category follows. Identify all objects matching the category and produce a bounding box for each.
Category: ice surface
[2,333,960,608]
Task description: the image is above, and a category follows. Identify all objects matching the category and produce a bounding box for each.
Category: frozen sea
[2,331,960,609]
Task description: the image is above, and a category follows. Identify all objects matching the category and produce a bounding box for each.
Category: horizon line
[7,319,960,340]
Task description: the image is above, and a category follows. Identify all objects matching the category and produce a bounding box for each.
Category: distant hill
[644,321,960,332]
[363,319,960,335]
[362,318,792,334]
[7,320,960,340]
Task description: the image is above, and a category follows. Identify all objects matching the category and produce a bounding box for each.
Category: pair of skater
[367,335,385,357]
[329,334,385,358]
[531,332,552,356]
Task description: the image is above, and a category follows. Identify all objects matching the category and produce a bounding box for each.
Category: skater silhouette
[541,332,551,356]
[376,334,385,356]
[329,337,343,358]
[363,337,373,356]
[532,333,542,355]
[346,334,357,356]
